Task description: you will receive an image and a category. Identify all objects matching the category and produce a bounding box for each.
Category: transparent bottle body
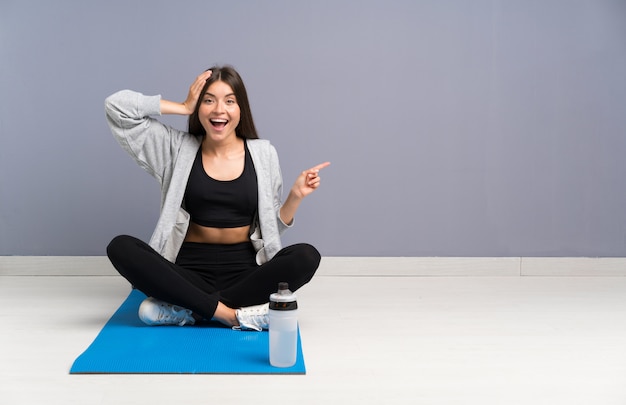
[269,309,298,367]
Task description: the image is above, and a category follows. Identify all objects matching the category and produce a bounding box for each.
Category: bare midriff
[184,221,251,245]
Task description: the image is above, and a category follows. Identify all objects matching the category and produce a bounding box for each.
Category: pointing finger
[310,161,331,172]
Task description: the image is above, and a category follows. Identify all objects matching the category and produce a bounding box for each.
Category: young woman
[105,66,329,331]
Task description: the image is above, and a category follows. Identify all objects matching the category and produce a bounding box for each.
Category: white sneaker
[138,297,195,326]
[234,303,269,331]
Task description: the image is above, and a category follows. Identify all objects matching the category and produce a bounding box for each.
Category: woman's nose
[214,100,225,112]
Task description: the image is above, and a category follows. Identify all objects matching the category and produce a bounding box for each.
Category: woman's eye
[203,98,214,104]
[226,99,236,104]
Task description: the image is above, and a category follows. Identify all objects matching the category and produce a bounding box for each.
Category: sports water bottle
[269,282,298,367]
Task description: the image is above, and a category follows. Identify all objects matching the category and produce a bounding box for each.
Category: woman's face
[198,80,241,141]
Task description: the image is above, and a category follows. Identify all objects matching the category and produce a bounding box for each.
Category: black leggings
[106,235,320,319]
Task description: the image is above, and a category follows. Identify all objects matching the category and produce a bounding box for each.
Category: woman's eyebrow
[204,92,236,98]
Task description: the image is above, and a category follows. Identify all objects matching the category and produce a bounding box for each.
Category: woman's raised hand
[182,70,213,114]
[291,162,331,199]
[280,161,331,225]
[159,70,212,115]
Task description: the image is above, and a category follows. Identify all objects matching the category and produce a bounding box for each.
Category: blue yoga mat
[70,289,305,374]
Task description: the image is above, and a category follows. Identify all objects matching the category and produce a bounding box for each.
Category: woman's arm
[104,70,212,181]
[279,162,331,225]
[160,99,192,115]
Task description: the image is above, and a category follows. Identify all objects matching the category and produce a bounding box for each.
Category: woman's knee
[106,234,138,261]
[299,243,321,269]
[290,243,321,281]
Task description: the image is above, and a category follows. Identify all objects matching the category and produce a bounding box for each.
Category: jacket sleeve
[269,143,292,234]
[104,90,185,182]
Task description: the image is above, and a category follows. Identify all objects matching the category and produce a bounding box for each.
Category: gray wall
[1,0,625,257]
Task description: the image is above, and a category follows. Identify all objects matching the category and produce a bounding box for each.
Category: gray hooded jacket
[105,90,291,264]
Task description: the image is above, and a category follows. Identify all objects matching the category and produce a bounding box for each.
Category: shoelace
[235,305,269,331]
[156,303,187,323]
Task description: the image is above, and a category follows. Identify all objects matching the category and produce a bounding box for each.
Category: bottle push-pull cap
[269,282,298,310]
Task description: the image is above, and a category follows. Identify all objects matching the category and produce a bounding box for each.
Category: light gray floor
[2,274,626,405]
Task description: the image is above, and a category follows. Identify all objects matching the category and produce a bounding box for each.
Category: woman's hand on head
[182,70,212,114]
[291,162,331,199]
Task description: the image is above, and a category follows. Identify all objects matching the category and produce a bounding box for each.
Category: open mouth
[209,118,228,131]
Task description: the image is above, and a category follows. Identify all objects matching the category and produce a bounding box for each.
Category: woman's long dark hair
[188,65,259,139]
